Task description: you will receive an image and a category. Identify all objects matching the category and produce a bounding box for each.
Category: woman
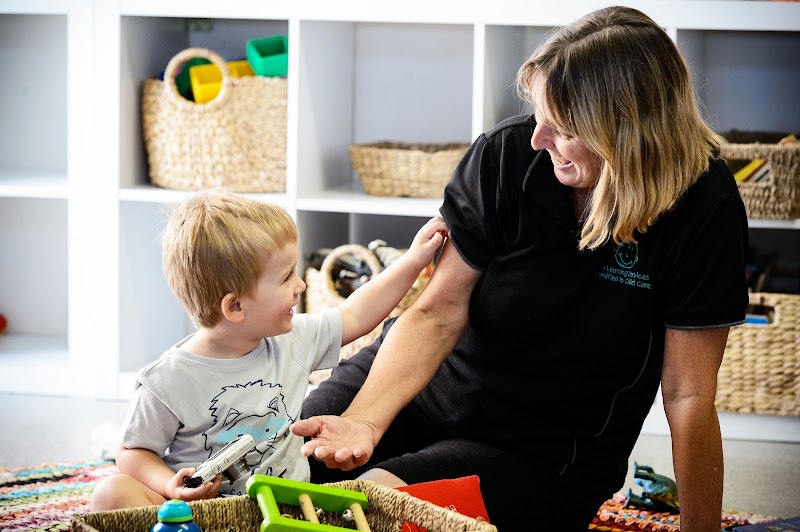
[292,6,749,530]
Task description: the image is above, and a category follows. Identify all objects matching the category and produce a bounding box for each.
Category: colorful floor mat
[589,493,777,532]
[0,460,780,531]
[1,460,118,531]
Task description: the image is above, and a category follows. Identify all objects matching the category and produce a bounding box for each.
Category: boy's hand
[406,216,449,270]
[166,467,222,501]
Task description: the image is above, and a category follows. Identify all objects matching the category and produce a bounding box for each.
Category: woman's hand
[290,416,378,471]
[165,468,222,501]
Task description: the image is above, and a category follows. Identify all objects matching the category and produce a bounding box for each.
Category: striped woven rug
[0,459,778,531]
[1,460,118,531]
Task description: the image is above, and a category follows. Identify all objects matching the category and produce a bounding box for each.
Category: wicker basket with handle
[720,130,800,219]
[141,47,287,192]
[348,141,469,198]
[71,479,497,532]
[716,292,800,416]
[305,244,429,384]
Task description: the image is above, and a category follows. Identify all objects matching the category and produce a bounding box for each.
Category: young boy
[90,188,448,510]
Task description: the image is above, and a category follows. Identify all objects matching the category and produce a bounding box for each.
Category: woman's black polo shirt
[417,113,748,463]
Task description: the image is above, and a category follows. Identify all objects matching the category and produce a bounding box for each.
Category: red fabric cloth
[396,475,490,532]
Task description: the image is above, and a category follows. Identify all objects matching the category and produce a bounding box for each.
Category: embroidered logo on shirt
[596,243,652,289]
[615,242,638,269]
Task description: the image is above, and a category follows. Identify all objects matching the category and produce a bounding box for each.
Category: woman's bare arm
[662,326,729,532]
[291,239,481,468]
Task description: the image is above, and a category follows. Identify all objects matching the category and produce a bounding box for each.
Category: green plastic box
[246,35,288,77]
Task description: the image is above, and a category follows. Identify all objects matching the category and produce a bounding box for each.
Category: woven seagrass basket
[349,142,469,198]
[71,480,496,532]
[141,47,287,193]
[716,292,800,416]
[304,244,429,383]
[719,130,800,219]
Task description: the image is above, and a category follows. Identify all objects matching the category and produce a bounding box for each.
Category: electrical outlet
[187,19,214,33]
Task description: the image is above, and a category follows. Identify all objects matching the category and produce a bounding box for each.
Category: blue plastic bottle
[152,499,201,532]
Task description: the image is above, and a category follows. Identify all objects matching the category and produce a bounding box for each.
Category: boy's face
[239,241,305,337]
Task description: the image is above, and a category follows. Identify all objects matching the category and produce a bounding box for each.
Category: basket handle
[162,47,232,110]
[319,244,382,301]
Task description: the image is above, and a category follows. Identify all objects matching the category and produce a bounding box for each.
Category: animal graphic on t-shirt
[204,380,293,470]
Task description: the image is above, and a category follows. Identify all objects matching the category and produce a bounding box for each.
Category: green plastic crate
[247,35,288,77]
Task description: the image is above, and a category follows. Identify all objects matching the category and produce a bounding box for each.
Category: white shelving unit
[0,0,94,396]
[0,7,69,393]
[1,1,798,441]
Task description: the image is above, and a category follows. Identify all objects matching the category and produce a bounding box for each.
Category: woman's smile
[549,151,571,167]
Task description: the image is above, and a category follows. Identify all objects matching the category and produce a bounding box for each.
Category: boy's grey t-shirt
[121,307,342,495]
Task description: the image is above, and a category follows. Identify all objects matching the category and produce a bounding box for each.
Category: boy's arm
[338,216,448,345]
[116,446,222,501]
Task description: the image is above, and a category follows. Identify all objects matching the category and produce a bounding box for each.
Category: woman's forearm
[342,302,466,435]
[341,240,477,437]
[666,398,724,531]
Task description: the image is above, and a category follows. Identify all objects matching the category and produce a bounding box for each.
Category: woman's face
[530,83,603,191]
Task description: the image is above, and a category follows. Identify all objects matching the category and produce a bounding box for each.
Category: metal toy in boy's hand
[624,462,680,512]
[182,434,256,488]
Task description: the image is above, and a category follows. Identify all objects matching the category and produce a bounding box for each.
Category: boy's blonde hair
[162,188,298,328]
[517,6,724,250]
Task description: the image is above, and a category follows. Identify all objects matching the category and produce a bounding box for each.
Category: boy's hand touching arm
[339,216,448,345]
[116,447,222,502]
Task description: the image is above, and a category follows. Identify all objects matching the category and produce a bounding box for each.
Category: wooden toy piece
[246,474,371,532]
[298,493,319,524]
[347,503,369,531]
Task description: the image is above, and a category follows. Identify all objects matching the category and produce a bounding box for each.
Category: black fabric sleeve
[439,134,501,271]
[662,194,749,329]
